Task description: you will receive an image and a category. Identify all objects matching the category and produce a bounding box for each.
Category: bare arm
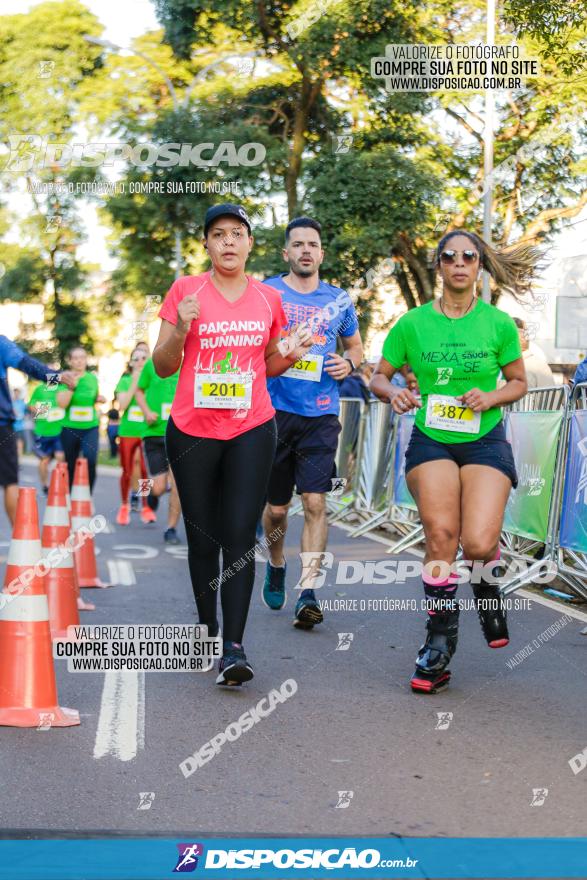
[370,357,420,413]
[458,358,527,412]
[264,323,314,377]
[117,373,141,411]
[134,387,158,424]
[324,330,364,380]
[264,337,302,377]
[488,358,527,406]
[57,389,74,407]
[341,331,364,369]
[152,319,186,378]
[153,293,200,377]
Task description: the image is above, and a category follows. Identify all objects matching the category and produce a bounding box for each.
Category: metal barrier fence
[551,383,587,601]
[346,401,395,535]
[328,398,367,522]
[498,386,569,596]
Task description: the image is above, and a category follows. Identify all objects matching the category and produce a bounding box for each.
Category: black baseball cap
[203,204,252,236]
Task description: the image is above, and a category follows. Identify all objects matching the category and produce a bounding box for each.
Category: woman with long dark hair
[371,230,541,692]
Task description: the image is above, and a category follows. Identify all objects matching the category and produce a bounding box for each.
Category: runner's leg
[60,427,82,488]
[4,484,18,527]
[118,436,134,504]
[460,464,511,563]
[39,455,50,490]
[460,464,512,647]
[407,460,462,692]
[166,418,222,633]
[299,492,328,588]
[79,426,99,492]
[407,459,461,569]
[167,472,181,529]
[219,420,277,643]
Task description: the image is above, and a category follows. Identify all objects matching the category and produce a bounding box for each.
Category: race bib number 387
[425,394,481,434]
[194,372,252,410]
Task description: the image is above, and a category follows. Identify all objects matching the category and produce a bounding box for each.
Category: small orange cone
[42,466,80,639]
[56,463,95,611]
[71,458,111,589]
[0,487,80,727]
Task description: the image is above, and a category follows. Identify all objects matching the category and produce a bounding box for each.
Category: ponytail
[435,230,544,303]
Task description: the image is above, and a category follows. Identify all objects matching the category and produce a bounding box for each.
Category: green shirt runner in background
[57,371,99,429]
[115,373,146,438]
[382,299,521,444]
[138,358,179,437]
[29,384,64,437]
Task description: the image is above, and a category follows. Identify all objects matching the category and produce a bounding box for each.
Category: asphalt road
[1,461,586,838]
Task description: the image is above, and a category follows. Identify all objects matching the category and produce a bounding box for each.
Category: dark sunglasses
[440,249,479,265]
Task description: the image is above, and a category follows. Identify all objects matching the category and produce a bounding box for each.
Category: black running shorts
[404,420,518,488]
[267,410,342,505]
[0,424,18,487]
[142,436,169,477]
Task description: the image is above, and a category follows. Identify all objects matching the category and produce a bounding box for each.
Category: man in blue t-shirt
[262,217,363,628]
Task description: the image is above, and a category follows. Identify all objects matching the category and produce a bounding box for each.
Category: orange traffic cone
[71,457,111,588]
[57,462,95,611]
[0,487,79,727]
[42,466,80,639]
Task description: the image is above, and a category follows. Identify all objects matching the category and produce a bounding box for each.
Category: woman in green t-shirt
[114,344,153,526]
[57,346,105,491]
[371,230,541,694]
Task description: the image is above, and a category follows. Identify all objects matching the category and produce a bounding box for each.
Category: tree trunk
[285,76,321,218]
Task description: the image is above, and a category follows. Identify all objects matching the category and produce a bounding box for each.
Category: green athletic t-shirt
[382,300,522,444]
[115,373,146,438]
[137,358,179,438]
[58,372,99,429]
[29,385,64,437]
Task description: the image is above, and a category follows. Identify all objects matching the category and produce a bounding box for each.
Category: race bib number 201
[425,394,481,434]
[194,372,252,410]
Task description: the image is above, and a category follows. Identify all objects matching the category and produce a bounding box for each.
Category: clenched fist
[177,294,200,334]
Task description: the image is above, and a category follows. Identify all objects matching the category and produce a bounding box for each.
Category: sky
[0,0,160,43]
[1,0,586,358]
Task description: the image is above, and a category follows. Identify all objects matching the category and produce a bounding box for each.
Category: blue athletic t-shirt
[265,274,359,417]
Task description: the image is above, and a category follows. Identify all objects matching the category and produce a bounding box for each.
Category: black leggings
[61,426,99,492]
[166,417,277,643]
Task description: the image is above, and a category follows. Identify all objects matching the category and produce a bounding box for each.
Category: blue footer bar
[0,837,586,879]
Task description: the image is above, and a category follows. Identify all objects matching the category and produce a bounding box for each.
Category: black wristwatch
[342,353,357,373]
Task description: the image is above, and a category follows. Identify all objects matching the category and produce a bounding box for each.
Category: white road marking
[113,544,159,559]
[93,670,145,762]
[107,559,136,586]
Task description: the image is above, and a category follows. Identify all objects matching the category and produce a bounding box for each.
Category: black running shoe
[411,608,459,694]
[164,527,181,545]
[216,645,253,686]
[472,581,509,648]
[293,589,323,629]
